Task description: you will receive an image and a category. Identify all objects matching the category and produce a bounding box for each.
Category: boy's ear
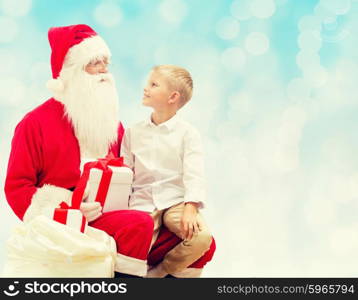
[168,91,180,104]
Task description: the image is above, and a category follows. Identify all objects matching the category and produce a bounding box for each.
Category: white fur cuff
[114,253,147,277]
[23,184,72,223]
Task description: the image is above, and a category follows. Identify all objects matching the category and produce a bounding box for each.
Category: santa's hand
[80,202,102,222]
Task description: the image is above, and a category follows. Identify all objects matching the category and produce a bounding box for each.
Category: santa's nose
[98,62,108,73]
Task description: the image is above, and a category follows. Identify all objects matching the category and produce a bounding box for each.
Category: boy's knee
[163,211,181,229]
[191,230,212,253]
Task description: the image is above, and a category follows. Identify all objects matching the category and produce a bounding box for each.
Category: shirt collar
[145,113,179,131]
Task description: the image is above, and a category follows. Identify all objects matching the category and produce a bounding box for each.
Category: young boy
[121,65,212,278]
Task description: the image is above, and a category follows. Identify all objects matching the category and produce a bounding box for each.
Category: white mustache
[90,73,113,83]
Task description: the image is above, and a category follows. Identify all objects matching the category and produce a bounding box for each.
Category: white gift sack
[2,216,116,278]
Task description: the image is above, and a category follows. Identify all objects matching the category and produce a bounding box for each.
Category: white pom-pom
[46,78,64,93]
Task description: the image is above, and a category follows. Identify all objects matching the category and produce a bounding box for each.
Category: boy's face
[142,71,173,110]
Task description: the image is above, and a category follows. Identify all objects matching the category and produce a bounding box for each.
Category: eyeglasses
[87,58,110,68]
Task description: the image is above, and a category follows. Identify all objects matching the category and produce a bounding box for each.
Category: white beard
[58,67,119,158]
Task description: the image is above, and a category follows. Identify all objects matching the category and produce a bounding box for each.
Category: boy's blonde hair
[152,65,193,108]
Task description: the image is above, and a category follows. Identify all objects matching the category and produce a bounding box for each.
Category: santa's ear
[168,91,180,104]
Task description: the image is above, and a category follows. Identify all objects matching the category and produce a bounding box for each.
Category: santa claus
[4,24,215,278]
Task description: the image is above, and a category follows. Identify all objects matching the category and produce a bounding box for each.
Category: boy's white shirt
[120,113,205,212]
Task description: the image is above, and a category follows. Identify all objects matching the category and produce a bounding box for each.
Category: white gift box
[81,158,133,212]
[53,208,87,233]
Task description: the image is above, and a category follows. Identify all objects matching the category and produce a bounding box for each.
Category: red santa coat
[5,98,122,220]
[4,98,154,276]
[4,98,215,277]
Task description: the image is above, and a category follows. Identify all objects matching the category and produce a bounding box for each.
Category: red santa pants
[90,210,216,277]
[90,209,154,277]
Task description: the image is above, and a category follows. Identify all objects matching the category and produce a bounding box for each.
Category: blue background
[1,0,358,276]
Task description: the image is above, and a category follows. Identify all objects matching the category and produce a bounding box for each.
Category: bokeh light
[230,0,252,21]
[94,1,122,28]
[245,32,270,55]
[298,15,322,32]
[0,16,19,43]
[250,0,276,19]
[0,78,26,107]
[296,50,321,70]
[216,17,240,40]
[159,0,187,24]
[319,0,351,15]
[287,78,312,103]
[0,0,32,17]
[221,47,246,71]
[297,30,322,51]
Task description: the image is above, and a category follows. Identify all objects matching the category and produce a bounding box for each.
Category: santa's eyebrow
[88,55,110,64]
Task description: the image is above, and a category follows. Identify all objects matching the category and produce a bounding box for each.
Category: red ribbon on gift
[53,153,127,231]
[71,153,128,210]
[53,196,87,233]
[53,208,87,233]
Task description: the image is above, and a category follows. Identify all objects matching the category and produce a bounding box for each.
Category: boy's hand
[181,202,200,240]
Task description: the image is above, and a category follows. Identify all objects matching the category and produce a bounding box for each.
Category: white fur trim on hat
[64,35,111,68]
[23,184,72,223]
[46,78,65,93]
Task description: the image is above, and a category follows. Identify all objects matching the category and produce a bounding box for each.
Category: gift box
[53,207,87,233]
[80,155,133,213]
[51,170,89,233]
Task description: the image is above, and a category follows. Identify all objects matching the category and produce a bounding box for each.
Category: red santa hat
[46,24,111,93]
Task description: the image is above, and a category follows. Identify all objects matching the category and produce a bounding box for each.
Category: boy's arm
[182,127,206,209]
[181,127,206,240]
[120,128,134,170]
[181,201,201,240]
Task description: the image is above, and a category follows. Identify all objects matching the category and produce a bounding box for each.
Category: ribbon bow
[66,153,127,210]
